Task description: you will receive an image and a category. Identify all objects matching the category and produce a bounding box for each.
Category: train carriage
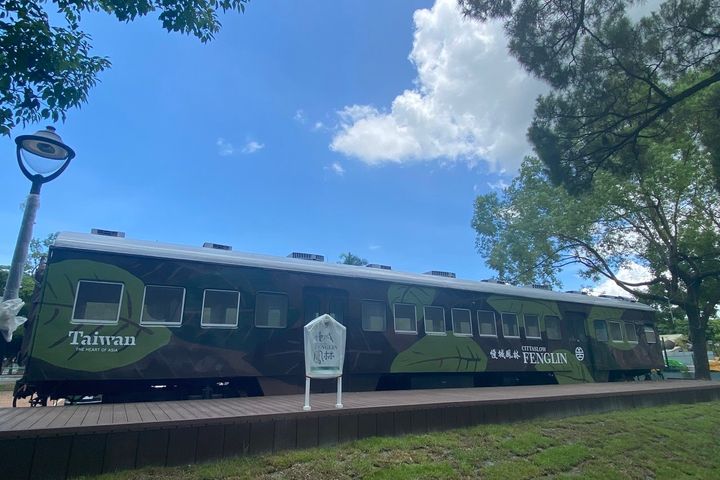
[14,231,664,405]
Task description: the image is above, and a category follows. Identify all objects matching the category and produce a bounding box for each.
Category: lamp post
[2,126,75,301]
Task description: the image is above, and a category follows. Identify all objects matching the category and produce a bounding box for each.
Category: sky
[0,0,638,294]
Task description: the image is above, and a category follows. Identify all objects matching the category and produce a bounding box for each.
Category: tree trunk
[687,311,712,380]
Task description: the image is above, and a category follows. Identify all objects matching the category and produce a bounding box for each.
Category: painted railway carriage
[15,232,663,404]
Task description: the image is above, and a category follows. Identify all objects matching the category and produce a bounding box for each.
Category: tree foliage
[25,232,56,275]
[338,252,368,266]
[1,232,55,312]
[0,0,249,134]
[472,101,720,378]
[460,0,720,192]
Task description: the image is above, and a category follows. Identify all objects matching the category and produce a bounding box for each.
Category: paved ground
[0,376,28,407]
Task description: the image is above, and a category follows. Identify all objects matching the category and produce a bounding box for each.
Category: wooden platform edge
[1,382,719,480]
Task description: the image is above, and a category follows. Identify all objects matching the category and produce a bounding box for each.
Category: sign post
[303,314,346,411]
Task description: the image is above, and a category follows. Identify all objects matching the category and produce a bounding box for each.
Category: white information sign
[303,314,346,411]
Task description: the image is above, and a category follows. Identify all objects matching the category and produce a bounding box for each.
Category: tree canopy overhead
[0,0,249,135]
[472,88,720,378]
[460,0,720,192]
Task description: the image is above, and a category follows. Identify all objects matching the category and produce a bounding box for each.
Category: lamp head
[15,126,75,184]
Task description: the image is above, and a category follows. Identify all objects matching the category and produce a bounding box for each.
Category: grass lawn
[86,400,720,479]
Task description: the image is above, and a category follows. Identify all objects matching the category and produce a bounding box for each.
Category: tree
[0,0,249,135]
[25,232,57,275]
[471,108,720,379]
[338,252,368,266]
[460,0,720,192]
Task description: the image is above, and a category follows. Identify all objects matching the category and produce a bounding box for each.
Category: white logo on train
[67,330,136,352]
[575,347,585,361]
[489,345,569,365]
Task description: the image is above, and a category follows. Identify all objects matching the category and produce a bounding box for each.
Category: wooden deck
[1,380,719,480]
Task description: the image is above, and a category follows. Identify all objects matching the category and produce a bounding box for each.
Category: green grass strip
[83,400,720,479]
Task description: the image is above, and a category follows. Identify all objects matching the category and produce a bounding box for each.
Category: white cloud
[217,138,264,156]
[294,109,306,124]
[487,179,510,190]
[325,162,345,176]
[216,138,235,156]
[313,121,325,131]
[241,141,264,154]
[369,244,381,251]
[588,262,652,298]
[330,0,547,170]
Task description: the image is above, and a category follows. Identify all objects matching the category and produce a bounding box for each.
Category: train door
[302,287,348,324]
[566,311,596,375]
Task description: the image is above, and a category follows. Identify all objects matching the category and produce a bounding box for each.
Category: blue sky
[1,0,607,290]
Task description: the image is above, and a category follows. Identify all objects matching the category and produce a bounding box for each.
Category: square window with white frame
[72,281,124,324]
[524,314,541,339]
[501,312,520,337]
[255,292,288,328]
[544,315,562,340]
[362,300,386,332]
[624,322,638,343]
[394,303,417,334]
[141,285,185,326]
[201,290,240,328]
[477,310,497,336]
[608,321,624,342]
[451,308,472,336]
[643,325,657,344]
[424,306,446,335]
[594,319,609,342]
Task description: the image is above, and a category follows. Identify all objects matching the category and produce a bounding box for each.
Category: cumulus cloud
[588,262,653,298]
[330,0,547,170]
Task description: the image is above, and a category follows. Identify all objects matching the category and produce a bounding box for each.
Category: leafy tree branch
[0,0,249,134]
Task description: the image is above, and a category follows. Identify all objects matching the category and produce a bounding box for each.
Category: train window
[477,310,497,336]
[608,321,624,342]
[71,281,124,324]
[644,325,657,344]
[523,314,541,339]
[593,320,609,342]
[545,316,562,340]
[394,303,417,334]
[624,322,639,343]
[201,290,240,328]
[362,300,386,331]
[451,308,472,336]
[255,293,288,328]
[501,313,520,338]
[141,286,185,326]
[424,306,446,335]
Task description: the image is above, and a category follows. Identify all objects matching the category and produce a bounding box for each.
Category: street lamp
[1,127,74,337]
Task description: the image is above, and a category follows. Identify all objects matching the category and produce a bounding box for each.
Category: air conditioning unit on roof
[288,252,325,262]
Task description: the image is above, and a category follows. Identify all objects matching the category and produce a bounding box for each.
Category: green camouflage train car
[14,231,664,405]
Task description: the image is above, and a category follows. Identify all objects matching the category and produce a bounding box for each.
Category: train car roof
[53,232,655,312]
